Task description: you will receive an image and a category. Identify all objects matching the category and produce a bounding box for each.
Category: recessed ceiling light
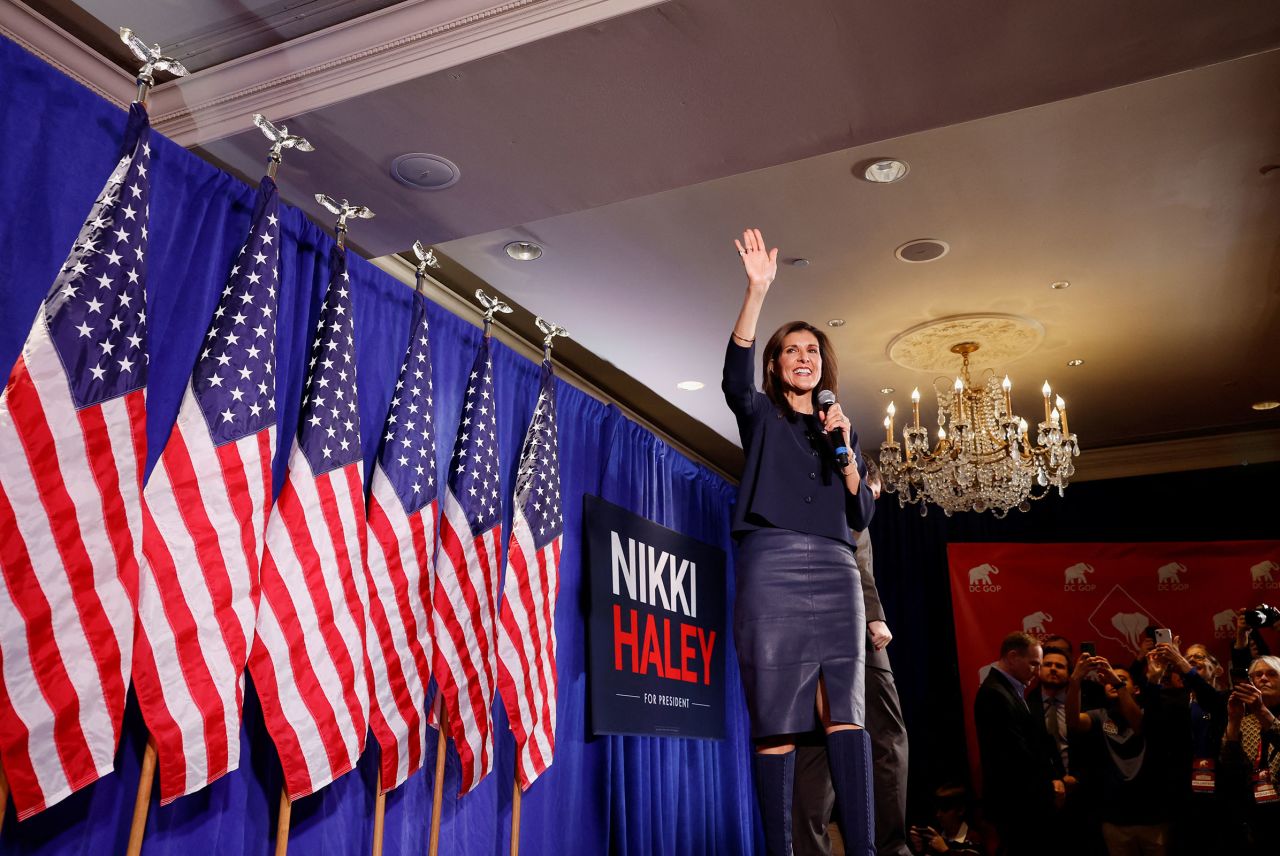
[861,159,910,184]
[1067,359,1084,367]
[1252,400,1280,411]
[790,258,811,267]
[677,380,704,391]
[504,241,542,261]
[880,387,895,394]
[827,319,846,328]
[1050,280,1070,290]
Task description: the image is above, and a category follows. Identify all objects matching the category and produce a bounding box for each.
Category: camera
[1244,603,1280,630]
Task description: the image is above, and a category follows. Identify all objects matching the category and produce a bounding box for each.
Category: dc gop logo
[1252,559,1280,591]
[1156,561,1189,592]
[1063,562,1097,592]
[967,563,1001,593]
[1212,608,1236,640]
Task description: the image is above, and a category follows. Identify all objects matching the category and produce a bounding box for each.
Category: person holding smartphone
[1066,654,1175,854]
[1219,655,1280,854]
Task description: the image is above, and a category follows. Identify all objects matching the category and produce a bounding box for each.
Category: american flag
[431,332,502,794]
[497,358,563,790]
[0,103,151,818]
[131,177,281,803]
[364,294,437,792]
[247,246,370,800]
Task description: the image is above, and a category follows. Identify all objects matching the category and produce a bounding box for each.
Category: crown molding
[1071,428,1280,482]
[0,0,130,108]
[4,0,665,147]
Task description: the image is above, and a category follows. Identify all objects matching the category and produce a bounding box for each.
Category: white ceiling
[25,0,1280,465]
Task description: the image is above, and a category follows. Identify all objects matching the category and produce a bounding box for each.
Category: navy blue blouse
[722,337,874,545]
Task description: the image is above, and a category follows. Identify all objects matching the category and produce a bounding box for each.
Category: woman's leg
[753,737,798,856]
[816,678,874,856]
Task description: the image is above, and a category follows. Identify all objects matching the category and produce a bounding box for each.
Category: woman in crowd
[723,228,876,855]
[1220,655,1280,853]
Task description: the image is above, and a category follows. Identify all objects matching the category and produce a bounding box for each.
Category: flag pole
[509,779,523,856]
[371,769,386,856]
[124,742,158,856]
[275,790,292,856]
[428,698,448,856]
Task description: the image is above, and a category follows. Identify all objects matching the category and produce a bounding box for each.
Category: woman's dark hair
[761,320,838,413]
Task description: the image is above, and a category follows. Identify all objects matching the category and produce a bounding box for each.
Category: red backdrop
[947,539,1280,793]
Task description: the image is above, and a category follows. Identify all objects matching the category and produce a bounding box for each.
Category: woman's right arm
[723,229,778,417]
[731,228,778,346]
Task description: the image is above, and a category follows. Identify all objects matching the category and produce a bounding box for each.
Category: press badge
[1190,758,1215,794]
[1253,769,1279,804]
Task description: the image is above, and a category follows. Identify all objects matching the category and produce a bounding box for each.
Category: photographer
[1219,655,1280,854]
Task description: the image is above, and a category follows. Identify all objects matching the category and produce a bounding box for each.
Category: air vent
[390,153,461,190]
[894,239,949,263]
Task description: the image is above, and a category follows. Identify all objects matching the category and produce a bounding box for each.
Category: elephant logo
[1063,562,1096,591]
[1111,612,1151,652]
[1022,611,1054,636]
[1064,563,1094,584]
[1252,560,1279,588]
[1212,609,1237,639]
[968,563,1000,592]
[1157,561,1189,591]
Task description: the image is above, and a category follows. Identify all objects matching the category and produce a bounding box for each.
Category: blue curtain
[0,36,756,855]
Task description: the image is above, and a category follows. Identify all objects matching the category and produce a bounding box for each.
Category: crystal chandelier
[877,342,1079,517]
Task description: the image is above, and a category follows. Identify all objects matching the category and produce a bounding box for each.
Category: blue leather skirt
[734,528,866,738]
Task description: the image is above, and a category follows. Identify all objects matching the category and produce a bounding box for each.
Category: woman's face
[774,330,822,396]
[1185,645,1217,680]
[1250,661,1280,707]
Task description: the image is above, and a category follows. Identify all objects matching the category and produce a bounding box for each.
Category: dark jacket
[974,668,1059,822]
[721,338,873,545]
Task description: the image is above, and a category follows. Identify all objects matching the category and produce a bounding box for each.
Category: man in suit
[793,463,911,856]
[974,632,1064,855]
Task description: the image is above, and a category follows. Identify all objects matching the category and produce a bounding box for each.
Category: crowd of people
[968,609,1279,855]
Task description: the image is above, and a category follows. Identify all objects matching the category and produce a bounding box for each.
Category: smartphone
[1154,628,1173,647]
[1230,666,1250,685]
[1080,641,1097,657]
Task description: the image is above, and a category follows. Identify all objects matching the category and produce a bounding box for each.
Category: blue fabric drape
[0,36,757,854]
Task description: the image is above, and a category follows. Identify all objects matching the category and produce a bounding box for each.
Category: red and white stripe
[131,387,275,802]
[496,512,561,790]
[0,316,146,819]
[430,495,501,794]
[247,446,369,800]
[365,470,436,792]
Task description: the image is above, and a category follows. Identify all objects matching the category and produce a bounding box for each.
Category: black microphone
[817,390,852,470]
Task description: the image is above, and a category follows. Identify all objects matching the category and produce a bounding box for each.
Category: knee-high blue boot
[826,728,874,856]
[752,750,795,856]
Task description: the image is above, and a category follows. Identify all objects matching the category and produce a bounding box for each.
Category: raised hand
[734,228,779,292]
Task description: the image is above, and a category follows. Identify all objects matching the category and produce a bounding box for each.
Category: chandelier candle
[1042,381,1052,424]
[1056,395,1069,437]
[911,387,921,428]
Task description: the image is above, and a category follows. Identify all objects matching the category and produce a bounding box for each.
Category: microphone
[817,390,852,470]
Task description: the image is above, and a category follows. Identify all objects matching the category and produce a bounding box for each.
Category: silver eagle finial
[253,114,314,177]
[315,194,374,246]
[412,240,440,280]
[475,289,514,329]
[535,316,569,352]
[118,27,189,103]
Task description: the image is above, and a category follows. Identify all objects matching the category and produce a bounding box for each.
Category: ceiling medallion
[878,340,1079,518]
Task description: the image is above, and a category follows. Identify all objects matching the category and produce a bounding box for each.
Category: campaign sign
[585,495,726,739]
